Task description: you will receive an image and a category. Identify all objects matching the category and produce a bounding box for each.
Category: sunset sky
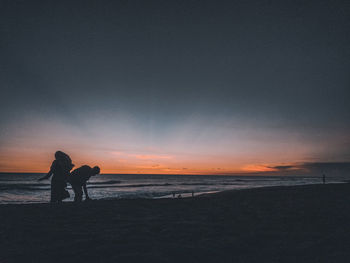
[1,0,349,175]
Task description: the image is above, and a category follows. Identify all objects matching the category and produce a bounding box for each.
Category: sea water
[0,173,347,204]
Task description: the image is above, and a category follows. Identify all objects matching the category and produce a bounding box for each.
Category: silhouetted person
[322,174,326,184]
[68,165,100,202]
[38,151,74,203]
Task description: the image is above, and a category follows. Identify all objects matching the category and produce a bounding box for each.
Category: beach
[1,183,350,262]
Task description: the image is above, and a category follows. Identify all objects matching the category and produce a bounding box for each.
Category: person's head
[55,151,63,159]
[91,166,100,176]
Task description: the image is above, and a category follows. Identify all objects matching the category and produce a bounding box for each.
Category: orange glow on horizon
[0,117,327,175]
[241,164,277,173]
[0,134,306,175]
[0,150,298,175]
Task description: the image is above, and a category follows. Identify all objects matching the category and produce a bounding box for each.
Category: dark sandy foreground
[1,184,350,263]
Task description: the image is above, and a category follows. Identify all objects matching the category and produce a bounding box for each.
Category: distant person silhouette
[68,165,100,202]
[38,151,74,203]
[322,174,326,184]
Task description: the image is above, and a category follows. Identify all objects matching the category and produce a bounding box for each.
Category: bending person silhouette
[39,151,74,203]
[68,165,100,202]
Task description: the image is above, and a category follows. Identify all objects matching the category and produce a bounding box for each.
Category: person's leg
[72,185,83,202]
[56,181,68,203]
[62,185,70,200]
[76,187,83,202]
[50,182,58,203]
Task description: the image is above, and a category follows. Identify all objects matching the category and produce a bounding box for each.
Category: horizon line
[0,171,316,177]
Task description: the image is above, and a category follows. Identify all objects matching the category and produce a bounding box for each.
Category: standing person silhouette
[68,165,100,202]
[39,151,74,203]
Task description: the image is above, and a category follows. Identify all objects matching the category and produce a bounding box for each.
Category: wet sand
[1,183,350,263]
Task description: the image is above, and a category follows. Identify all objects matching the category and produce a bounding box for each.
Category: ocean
[0,173,347,204]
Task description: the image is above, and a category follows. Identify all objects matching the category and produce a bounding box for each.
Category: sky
[0,0,349,175]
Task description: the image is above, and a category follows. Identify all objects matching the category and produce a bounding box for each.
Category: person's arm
[38,168,53,181]
[83,183,91,200]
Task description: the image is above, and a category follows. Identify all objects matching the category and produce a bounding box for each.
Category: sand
[1,183,350,263]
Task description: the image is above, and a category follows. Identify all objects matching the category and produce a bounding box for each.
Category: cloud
[268,162,350,175]
[301,162,350,172]
[267,165,295,170]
